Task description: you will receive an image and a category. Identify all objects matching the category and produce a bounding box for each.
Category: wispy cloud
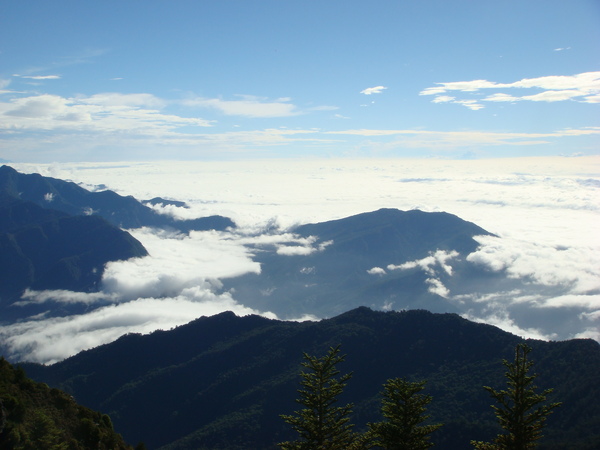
[360,86,388,95]
[0,93,213,134]
[183,95,301,118]
[14,74,62,80]
[0,294,273,364]
[325,127,600,149]
[420,71,600,108]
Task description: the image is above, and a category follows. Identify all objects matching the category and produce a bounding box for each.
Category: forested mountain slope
[0,357,133,449]
[22,307,600,449]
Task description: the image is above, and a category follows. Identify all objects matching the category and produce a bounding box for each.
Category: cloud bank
[2,157,598,363]
[0,224,338,363]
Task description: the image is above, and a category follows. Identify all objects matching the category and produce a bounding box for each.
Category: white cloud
[325,127,600,150]
[17,75,61,80]
[574,327,600,341]
[0,93,213,134]
[484,93,521,102]
[455,99,484,110]
[184,95,300,118]
[426,277,450,298]
[100,228,261,300]
[386,250,458,298]
[360,86,388,95]
[79,92,165,107]
[421,71,600,107]
[420,80,499,95]
[0,292,275,364]
[239,232,332,256]
[538,294,600,310]
[582,94,600,103]
[431,95,455,103]
[387,250,458,275]
[430,95,485,110]
[511,72,600,91]
[276,245,317,256]
[462,310,554,341]
[3,94,70,119]
[367,267,386,275]
[467,235,600,294]
[15,289,117,306]
[522,90,588,102]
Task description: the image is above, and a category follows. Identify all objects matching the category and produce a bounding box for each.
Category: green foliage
[279,345,364,449]
[369,378,442,449]
[100,413,113,430]
[29,411,69,449]
[471,344,561,450]
[0,357,132,449]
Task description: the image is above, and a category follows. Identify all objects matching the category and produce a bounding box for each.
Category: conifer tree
[472,343,561,450]
[368,377,441,449]
[279,345,363,449]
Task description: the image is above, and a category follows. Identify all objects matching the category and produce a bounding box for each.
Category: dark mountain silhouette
[0,165,235,232]
[22,307,600,449]
[226,208,496,318]
[0,194,148,321]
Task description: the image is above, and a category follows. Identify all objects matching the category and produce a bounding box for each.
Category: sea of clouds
[2,156,599,363]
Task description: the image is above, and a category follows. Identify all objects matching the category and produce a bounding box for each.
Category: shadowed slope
[22,308,600,449]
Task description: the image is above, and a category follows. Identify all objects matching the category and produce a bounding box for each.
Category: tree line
[279,343,560,449]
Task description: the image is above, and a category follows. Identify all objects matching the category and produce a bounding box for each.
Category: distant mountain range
[22,307,600,449]
[0,165,234,232]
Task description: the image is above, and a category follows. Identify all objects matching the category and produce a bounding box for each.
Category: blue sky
[1,0,599,162]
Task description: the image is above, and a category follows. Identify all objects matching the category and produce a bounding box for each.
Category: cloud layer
[2,157,598,363]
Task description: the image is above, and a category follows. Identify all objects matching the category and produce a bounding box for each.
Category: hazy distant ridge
[226,208,494,318]
[0,165,234,232]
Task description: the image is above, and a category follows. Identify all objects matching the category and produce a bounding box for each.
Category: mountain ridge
[21,307,600,449]
[225,208,495,318]
[0,165,235,232]
[0,195,148,319]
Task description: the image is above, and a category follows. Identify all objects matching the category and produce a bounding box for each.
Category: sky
[1,0,599,162]
[0,1,599,363]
